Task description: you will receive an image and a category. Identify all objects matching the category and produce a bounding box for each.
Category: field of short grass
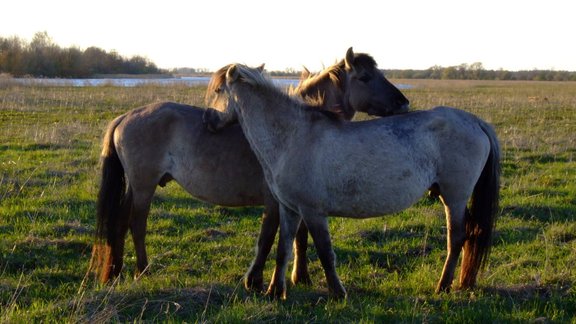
[1,80,575,322]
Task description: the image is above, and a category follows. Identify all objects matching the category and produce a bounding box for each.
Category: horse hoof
[244,274,264,292]
[329,286,347,300]
[134,270,149,281]
[265,284,287,300]
[291,272,313,286]
[435,284,452,294]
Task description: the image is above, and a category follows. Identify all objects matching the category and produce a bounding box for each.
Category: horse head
[291,48,410,119]
[344,47,410,116]
[203,63,266,132]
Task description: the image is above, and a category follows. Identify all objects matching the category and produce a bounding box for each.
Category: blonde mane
[229,64,342,121]
[204,64,233,111]
[290,60,345,100]
[205,63,272,111]
[233,64,274,88]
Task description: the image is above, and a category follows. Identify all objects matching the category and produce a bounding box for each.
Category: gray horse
[91,48,409,291]
[204,58,500,299]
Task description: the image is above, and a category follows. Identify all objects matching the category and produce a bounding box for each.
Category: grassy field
[1,79,575,322]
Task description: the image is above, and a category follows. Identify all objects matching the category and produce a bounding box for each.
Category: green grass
[1,80,575,322]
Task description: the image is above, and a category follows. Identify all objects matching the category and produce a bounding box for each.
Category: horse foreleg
[244,199,279,292]
[291,221,312,286]
[304,213,346,299]
[266,204,300,300]
[436,201,467,293]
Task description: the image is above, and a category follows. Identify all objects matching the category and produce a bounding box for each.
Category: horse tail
[90,115,130,283]
[460,120,501,289]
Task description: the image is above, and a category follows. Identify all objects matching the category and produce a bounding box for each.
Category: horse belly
[173,162,265,207]
[329,190,426,218]
[324,171,432,218]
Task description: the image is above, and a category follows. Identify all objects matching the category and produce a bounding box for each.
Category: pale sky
[1,0,575,72]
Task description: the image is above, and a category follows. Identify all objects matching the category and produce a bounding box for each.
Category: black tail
[460,120,501,289]
[90,115,128,283]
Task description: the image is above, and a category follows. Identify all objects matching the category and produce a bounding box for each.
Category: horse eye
[215,87,222,94]
[358,75,371,83]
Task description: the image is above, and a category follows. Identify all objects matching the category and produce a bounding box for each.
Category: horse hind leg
[98,184,132,281]
[245,198,312,292]
[266,205,301,299]
[109,188,133,279]
[129,186,155,279]
[303,211,346,299]
[436,199,467,293]
[291,221,312,286]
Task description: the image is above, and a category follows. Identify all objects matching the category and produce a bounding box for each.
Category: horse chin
[364,107,394,117]
[365,104,410,117]
[397,103,410,114]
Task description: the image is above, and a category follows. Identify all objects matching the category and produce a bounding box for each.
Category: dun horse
[91,48,409,290]
[204,57,500,299]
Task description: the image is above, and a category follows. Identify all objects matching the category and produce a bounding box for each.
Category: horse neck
[233,84,307,166]
[297,70,353,120]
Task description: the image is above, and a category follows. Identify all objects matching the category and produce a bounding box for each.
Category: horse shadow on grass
[78,284,239,322]
[74,273,575,322]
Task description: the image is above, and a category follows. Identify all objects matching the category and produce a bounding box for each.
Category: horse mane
[205,64,233,111]
[290,61,345,99]
[233,64,343,122]
[294,51,378,97]
[290,51,378,120]
[348,52,378,70]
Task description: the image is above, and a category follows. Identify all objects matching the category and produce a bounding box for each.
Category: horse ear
[300,66,311,80]
[256,63,265,72]
[345,47,355,71]
[226,64,240,83]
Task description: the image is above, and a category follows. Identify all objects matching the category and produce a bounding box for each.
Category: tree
[27,31,59,77]
[441,66,458,80]
[469,62,485,79]
[0,36,26,76]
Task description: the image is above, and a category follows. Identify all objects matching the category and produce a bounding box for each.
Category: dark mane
[348,52,377,69]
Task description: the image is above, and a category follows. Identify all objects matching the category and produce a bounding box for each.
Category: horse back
[270,107,492,217]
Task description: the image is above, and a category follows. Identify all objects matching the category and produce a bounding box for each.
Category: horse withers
[209,60,500,299]
[91,48,409,290]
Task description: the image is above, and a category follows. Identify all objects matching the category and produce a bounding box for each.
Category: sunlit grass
[1,80,575,322]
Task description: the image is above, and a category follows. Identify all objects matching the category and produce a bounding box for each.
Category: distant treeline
[2,32,575,81]
[261,65,576,81]
[0,32,165,78]
[383,63,576,81]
